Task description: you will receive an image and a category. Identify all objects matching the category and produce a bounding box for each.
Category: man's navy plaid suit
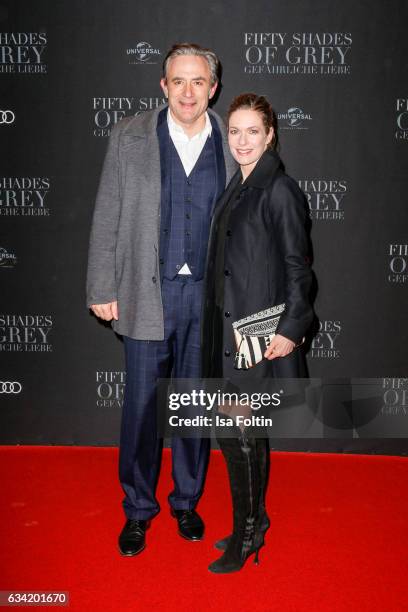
[119,108,226,519]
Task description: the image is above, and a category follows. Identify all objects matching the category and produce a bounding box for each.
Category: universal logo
[0,381,22,394]
[96,371,126,408]
[388,244,408,284]
[0,314,53,353]
[382,378,408,416]
[244,32,351,76]
[396,99,408,141]
[0,177,51,217]
[0,32,47,74]
[0,247,17,268]
[126,42,161,64]
[298,179,347,220]
[311,320,341,359]
[278,108,312,130]
[92,97,166,137]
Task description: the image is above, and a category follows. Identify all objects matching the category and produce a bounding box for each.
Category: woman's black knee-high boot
[214,436,270,553]
[208,433,263,574]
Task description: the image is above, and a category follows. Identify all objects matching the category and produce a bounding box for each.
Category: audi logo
[0,110,15,124]
[0,381,22,394]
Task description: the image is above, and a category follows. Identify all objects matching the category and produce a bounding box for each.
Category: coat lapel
[243,149,283,189]
[208,113,226,215]
[211,168,242,223]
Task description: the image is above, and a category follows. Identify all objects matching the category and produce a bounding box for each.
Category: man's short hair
[162,43,220,86]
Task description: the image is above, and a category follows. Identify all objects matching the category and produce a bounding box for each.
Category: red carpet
[1,447,407,612]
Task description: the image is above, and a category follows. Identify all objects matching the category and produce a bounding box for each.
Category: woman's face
[228,108,273,177]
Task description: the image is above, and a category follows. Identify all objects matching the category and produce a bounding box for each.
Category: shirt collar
[167,108,212,140]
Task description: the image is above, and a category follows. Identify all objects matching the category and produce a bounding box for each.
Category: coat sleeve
[86,119,127,308]
[268,174,313,343]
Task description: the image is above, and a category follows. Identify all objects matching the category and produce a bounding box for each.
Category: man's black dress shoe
[118,519,149,556]
[171,509,204,541]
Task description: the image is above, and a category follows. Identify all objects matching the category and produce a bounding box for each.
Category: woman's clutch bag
[232,304,285,370]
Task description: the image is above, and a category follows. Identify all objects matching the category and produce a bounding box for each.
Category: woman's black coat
[201,148,313,379]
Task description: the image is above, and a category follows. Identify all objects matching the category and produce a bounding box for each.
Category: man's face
[160,55,218,129]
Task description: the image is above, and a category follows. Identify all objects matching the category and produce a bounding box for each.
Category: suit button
[163,228,168,234]
[226,229,232,236]
[224,311,231,318]
[224,349,231,357]
[186,213,191,219]
[224,269,231,277]
[152,276,157,283]
[176,264,181,270]
[159,258,164,265]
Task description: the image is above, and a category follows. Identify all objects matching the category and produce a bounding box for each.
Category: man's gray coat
[86,105,236,340]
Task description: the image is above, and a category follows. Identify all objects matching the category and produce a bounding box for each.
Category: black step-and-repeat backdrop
[1,0,407,453]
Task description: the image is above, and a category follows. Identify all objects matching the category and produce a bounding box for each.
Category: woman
[202,93,313,573]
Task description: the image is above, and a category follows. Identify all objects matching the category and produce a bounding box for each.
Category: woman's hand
[264,334,295,360]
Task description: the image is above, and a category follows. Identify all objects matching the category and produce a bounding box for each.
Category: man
[86,43,236,556]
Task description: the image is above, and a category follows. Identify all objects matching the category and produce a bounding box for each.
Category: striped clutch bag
[232,303,285,370]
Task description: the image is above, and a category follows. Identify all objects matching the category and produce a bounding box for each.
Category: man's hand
[90,301,119,321]
[264,333,295,360]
